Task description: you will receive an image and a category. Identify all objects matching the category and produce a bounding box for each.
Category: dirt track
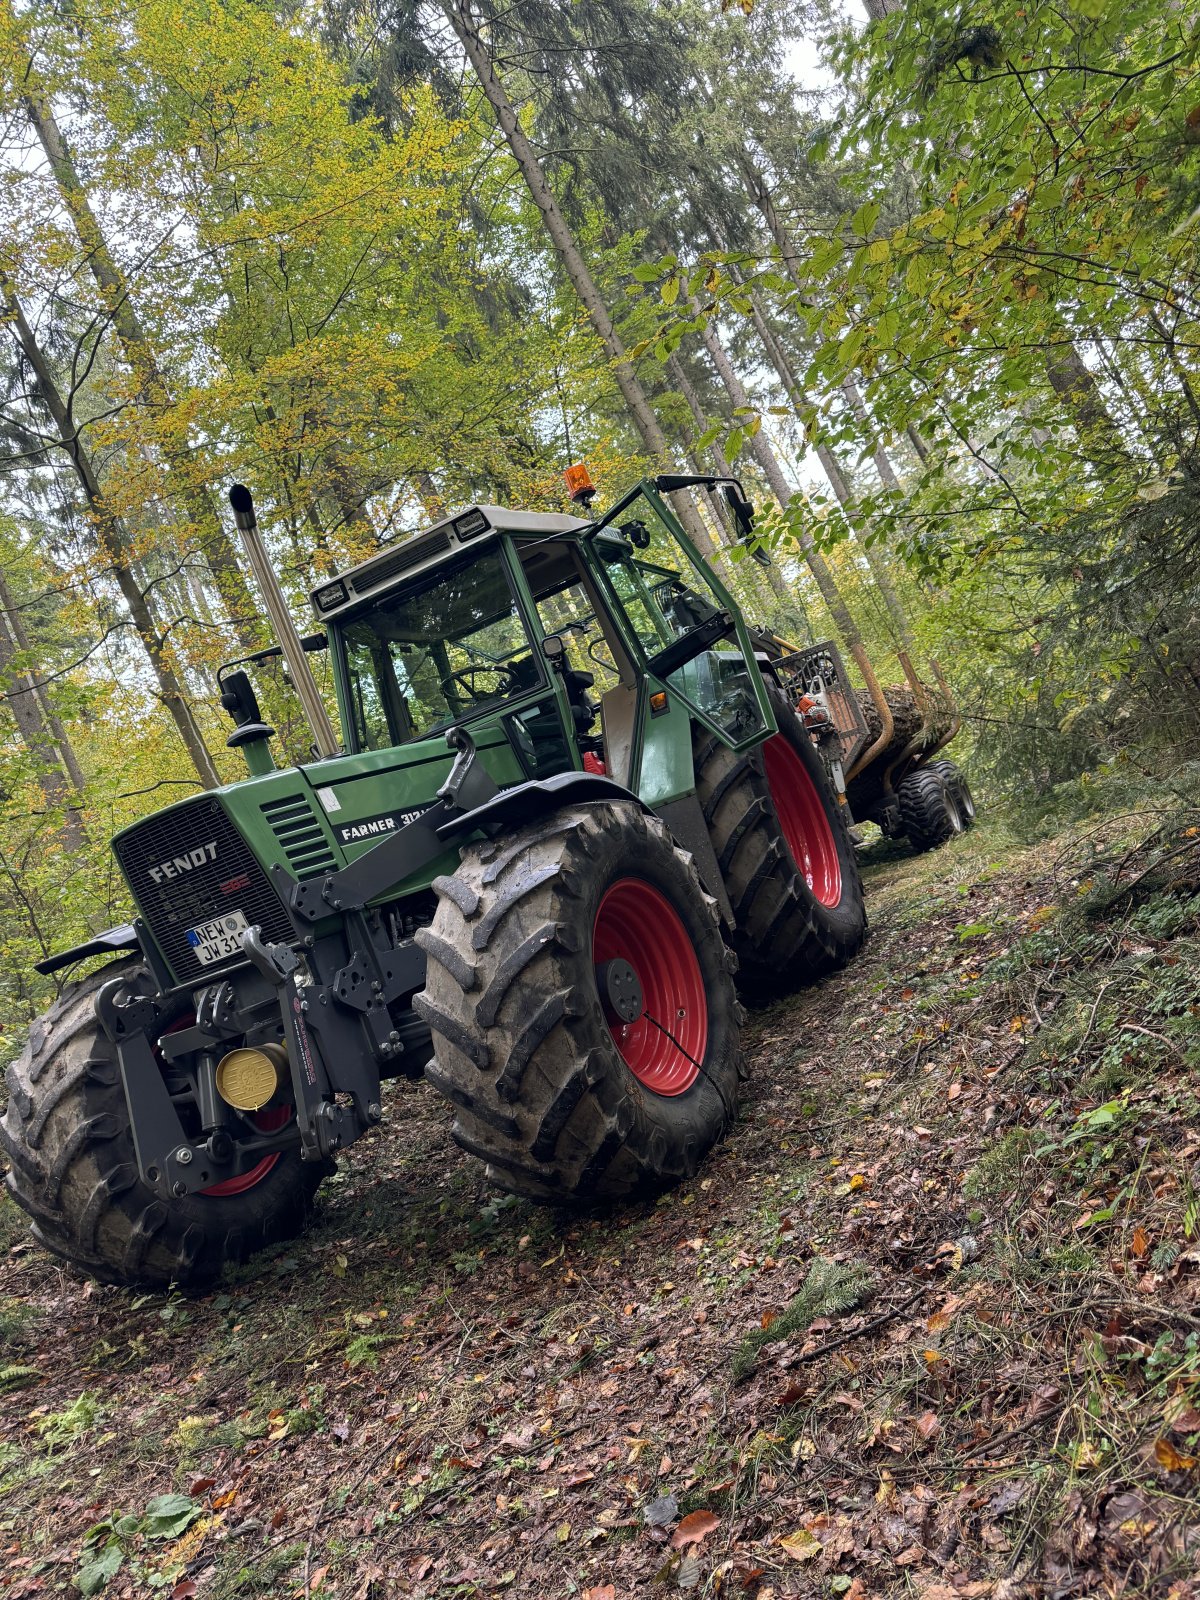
[3,815,1199,1599]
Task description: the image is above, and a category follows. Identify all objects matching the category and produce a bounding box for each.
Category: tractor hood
[110,724,527,985]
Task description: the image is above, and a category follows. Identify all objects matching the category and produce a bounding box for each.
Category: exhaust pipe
[228,485,340,759]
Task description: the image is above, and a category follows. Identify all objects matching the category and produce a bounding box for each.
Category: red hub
[761,734,843,908]
[155,1016,286,1197]
[200,1105,288,1197]
[592,878,707,1095]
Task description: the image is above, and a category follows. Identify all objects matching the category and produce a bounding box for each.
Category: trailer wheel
[414,802,742,1203]
[897,767,962,852]
[1,963,328,1290]
[927,759,977,827]
[694,689,866,1004]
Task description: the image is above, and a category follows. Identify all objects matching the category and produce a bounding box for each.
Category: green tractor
[2,476,866,1289]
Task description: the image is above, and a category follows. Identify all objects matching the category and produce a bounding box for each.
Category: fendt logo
[148,841,218,885]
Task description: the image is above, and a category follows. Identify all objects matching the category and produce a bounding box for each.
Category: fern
[0,1364,43,1393]
[732,1260,871,1381]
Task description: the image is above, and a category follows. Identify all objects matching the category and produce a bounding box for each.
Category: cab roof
[310,504,591,621]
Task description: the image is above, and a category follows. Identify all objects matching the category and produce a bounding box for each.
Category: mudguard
[34,923,140,977]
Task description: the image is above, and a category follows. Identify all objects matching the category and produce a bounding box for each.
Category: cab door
[586,484,775,753]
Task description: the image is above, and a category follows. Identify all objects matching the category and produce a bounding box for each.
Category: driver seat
[563,666,599,741]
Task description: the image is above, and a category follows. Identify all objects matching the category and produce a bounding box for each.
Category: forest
[3,0,1200,1596]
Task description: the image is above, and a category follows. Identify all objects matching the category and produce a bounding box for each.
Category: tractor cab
[312,479,773,791]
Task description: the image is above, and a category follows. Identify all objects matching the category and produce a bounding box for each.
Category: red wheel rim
[761,734,843,909]
[155,1016,286,1197]
[592,878,707,1096]
[200,1105,288,1197]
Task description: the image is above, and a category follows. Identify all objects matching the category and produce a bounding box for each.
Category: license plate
[187,910,250,966]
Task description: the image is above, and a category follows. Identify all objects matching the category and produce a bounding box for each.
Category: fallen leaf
[644,1493,679,1528]
[188,1477,215,1497]
[582,1587,615,1600]
[671,1510,719,1549]
[915,1412,941,1442]
[1154,1437,1197,1472]
[675,1555,702,1590]
[778,1526,822,1561]
[1131,1225,1150,1258]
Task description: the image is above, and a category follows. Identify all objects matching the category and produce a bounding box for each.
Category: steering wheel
[440,664,519,702]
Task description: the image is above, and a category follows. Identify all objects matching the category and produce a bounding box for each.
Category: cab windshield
[338,546,539,751]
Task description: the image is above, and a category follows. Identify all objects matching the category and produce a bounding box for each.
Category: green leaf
[851,200,880,237]
[660,275,680,307]
[905,254,931,296]
[142,1493,200,1539]
[76,1544,124,1597]
[807,237,844,278]
[631,263,662,283]
[722,428,744,464]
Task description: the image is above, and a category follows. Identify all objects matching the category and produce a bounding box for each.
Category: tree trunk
[441,0,712,552]
[0,593,86,846]
[0,565,86,792]
[740,289,928,665]
[15,51,255,640]
[665,354,804,625]
[696,319,894,741]
[841,376,904,494]
[4,282,222,788]
[1044,337,1130,467]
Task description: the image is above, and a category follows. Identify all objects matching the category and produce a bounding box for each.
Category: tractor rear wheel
[1,962,328,1289]
[694,689,866,1004]
[927,759,977,827]
[897,767,963,852]
[415,802,742,1203]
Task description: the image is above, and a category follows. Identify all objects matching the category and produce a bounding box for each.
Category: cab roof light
[454,509,490,540]
[313,578,348,613]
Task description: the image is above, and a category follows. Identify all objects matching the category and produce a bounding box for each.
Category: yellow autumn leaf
[778,1527,822,1561]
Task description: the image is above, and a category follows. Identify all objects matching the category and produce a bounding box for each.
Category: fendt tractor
[2,474,943,1290]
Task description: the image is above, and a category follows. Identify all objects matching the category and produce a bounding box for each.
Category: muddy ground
[3,807,1200,1599]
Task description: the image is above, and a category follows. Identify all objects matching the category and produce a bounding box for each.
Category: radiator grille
[261,795,337,880]
[113,799,293,982]
[349,530,451,595]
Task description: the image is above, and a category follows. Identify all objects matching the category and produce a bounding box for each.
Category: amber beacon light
[563,462,597,506]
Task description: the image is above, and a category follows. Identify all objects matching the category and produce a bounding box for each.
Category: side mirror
[220,669,263,729]
[723,484,756,541]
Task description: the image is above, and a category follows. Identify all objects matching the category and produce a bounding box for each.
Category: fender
[283,768,654,923]
[34,923,141,977]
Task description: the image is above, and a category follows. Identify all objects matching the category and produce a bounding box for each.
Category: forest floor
[3,799,1200,1600]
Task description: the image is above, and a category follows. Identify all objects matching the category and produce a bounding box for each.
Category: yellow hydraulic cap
[215,1043,287,1112]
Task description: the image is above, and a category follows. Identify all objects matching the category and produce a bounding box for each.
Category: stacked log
[854,685,954,763]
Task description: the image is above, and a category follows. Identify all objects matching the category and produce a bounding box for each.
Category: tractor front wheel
[1,963,328,1289]
[415,802,742,1203]
[694,688,866,1004]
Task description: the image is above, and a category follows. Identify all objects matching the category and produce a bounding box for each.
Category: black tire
[897,767,962,852]
[414,802,742,1203]
[927,758,977,826]
[1,962,328,1290]
[694,690,867,1004]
